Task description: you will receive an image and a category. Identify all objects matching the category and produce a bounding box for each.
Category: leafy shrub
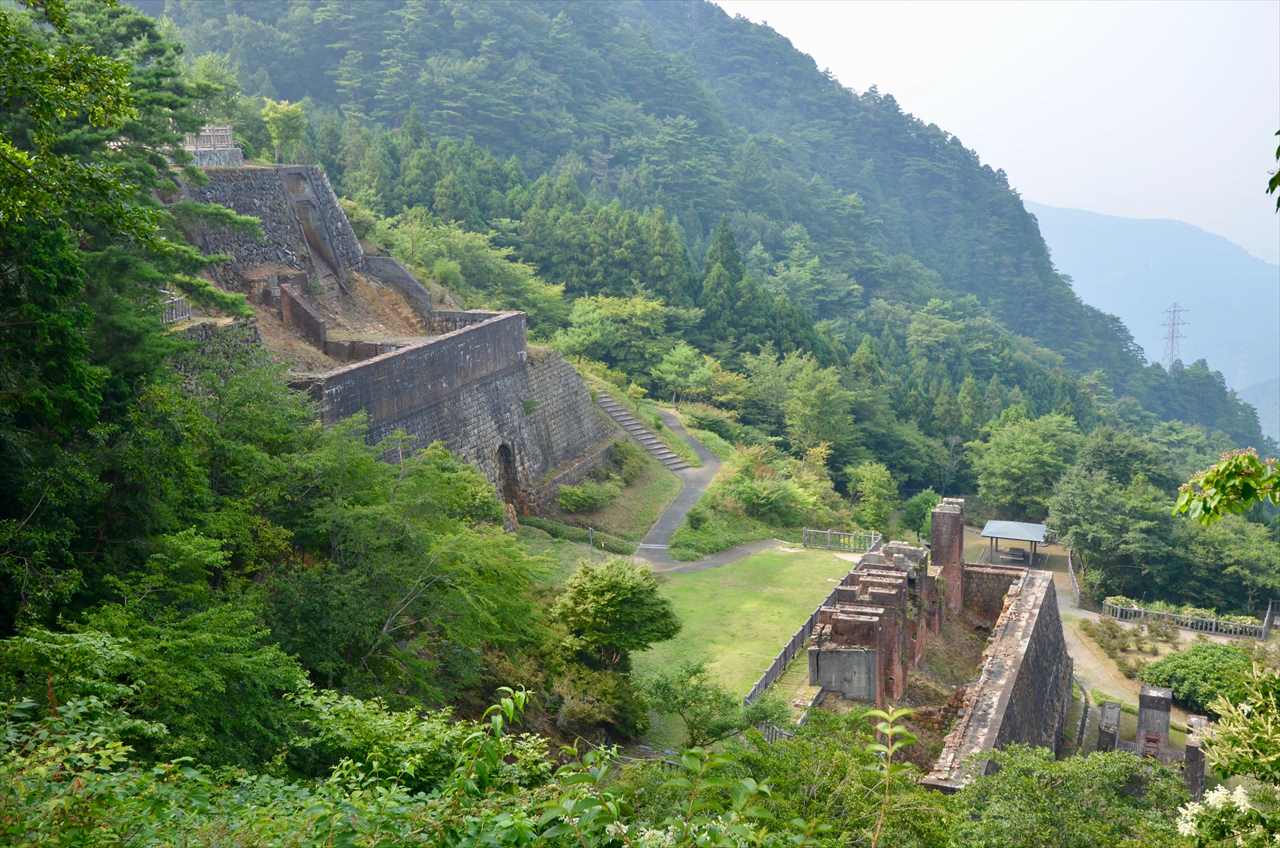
[726,472,805,525]
[670,443,850,558]
[686,504,708,530]
[606,439,647,485]
[1141,643,1252,714]
[645,661,788,748]
[288,691,473,792]
[682,403,740,443]
[557,479,622,513]
[550,665,649,738]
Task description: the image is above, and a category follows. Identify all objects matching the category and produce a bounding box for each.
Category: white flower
[1177,801,1203,838]
[1206,785,1232,808]
[1232,784,1252,811]
[605,821,629,838]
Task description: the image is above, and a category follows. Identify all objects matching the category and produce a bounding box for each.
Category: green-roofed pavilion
[980,520,1047,564]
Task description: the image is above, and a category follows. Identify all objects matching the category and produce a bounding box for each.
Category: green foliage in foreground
[0,684,1191,847]
[1140,643,1252,715]
[950,746,1187,848]
[1174,448,1280,525]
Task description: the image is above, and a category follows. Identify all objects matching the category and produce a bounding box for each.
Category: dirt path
[633,408,724,569]
[1054,571,1193,724]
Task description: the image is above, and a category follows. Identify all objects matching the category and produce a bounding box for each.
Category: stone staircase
[597,395,691,472]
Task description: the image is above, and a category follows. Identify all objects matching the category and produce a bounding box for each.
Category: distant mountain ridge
[1240,377,1280,443]
[1027,201,1279,397]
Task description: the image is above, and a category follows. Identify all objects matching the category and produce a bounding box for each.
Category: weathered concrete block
[1097,701,1121,752]
[1137,685,1173,755]
[1184,715,1208,800]
[809,645,878,702]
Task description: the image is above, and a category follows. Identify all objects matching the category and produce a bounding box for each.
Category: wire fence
[1066,550,1081,606]
[801,528,881,552]
[1102,599,1278,640]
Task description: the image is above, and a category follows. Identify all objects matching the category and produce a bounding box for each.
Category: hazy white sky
[715,0,1280,263]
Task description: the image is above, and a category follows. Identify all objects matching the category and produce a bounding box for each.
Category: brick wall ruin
[182,165,363,290]
[922,568,1073,791]
[806,499,1074,792]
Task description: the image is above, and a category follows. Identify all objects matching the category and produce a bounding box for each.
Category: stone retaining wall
[182,165,362,287]
[300,313,613,505]
[279,284,327,350]
[962,565,1025,626]
[362,255,434,322]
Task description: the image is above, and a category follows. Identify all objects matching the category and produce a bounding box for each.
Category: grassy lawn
[550,453,681,541]
[634,548,852,696]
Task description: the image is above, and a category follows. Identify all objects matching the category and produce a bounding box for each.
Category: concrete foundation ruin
[807,499,1075,791]
[1096,685,1208,799]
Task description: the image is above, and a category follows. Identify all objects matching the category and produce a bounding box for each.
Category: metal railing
[1102,599,1278,640]
[162,295,192,325]
[1066,550,1081,606]
[801,528,881,553]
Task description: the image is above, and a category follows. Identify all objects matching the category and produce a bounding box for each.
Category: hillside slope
[143,0,1142,382]
[133,0,1267,448]
[1028,201,1280,393]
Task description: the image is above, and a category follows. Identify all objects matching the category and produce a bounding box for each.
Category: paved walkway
[632,408,731,570]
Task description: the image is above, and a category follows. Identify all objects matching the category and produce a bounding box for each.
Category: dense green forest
[128,0,1278,611]
[1,1,1276,844]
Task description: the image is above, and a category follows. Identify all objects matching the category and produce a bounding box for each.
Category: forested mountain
[133,0,1268,453]
[1028,201,1280,395]
[1241,377,1280,443]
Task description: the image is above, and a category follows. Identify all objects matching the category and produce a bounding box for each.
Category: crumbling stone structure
[177,152,615,508]
[1096,685,1207,799]
[182,164,363,291]
[923,568,1073,791]
[296,311,614,508]
[808,540,939,705]
[806,499,1075,792]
